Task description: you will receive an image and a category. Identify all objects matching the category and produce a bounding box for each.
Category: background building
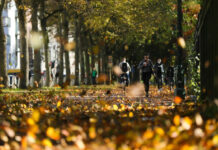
[2,1,20,87]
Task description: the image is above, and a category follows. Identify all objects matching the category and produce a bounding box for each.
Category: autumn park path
[2,85,196,108]
[67,86,175,107]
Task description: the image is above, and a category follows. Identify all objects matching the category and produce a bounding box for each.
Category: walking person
[138,54,153,97]
[119,57,131,86]
[166,64,174,91]
[154,58,164,92]
[92,67,97,85]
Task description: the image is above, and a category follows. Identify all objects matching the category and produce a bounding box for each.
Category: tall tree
[40,0,51,87]
[63,9,71,86]
[15,0,29,89]
[58,13,64,87]
[80,35,85,84]
[74,17,80,85]
[31,0,41,87]
[196,0,218,100]
[0,0,7,88]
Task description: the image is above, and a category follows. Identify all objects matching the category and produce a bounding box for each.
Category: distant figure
[119,57,131,86]
[55,64,60,84]
[154,58,164,92]
[166,64,174,91]
[138,54,153,97]
[92,67,97,85]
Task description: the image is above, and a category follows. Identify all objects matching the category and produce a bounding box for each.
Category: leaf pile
[0,86,217,150]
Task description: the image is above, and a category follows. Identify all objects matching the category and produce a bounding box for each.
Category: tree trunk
[80,46,85,84]
[58,14,64,87]
[31,0,41,87]
[98,50,101,75]
[63,11,71,86]
[74,18,80,86]
[198,0,218,100]
[175,0,185,98]
[40,0,51,87]
[16,0,29,89]
[85,47,91,85]
[0,0,7,88]
[91,53,95,69]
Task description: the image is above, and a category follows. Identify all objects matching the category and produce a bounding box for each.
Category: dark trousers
[167,77,174,89]
[142,72,151,93]
[156,77,163,89]
[92,77,96,85]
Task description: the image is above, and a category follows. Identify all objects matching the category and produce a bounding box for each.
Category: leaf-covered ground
[0,85,217,150]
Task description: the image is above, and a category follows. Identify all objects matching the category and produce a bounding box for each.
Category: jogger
[138,54,153,97]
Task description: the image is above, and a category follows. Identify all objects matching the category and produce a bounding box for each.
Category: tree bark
[31,0,41,87]
[80,45,85,84]
[74,18,80,86]
[98,50,102,75]
[63,11,71,86]
[58,13,64,87]
[0,0,7,88]
[84,35,91,85]
[16,0,29,89]
[198,0,218,100]
[40,0,51,87]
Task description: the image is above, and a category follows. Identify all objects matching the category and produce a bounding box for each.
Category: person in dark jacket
[92,67,97,85]
[166,64,174,91]
[138,54,153,97]
[154,58,164,92]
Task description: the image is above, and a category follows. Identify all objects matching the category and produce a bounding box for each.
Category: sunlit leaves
[64,42,76,51]
[173,115,181,126]
[42,138,53,147]
[89,126,96,139]
[181,117,192,130]
[46,127,60,140]
[174,96,182,104]
[195,113,203,126]
[177,37,186,49]
[143,128,154,140]
[0,86,216,149]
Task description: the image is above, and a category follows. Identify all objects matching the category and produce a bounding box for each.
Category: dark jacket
[138,59,153,73]
[167,66,174,78]
[154,63,164,78]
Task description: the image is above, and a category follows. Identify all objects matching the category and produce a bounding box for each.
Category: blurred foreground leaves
[0,86,217,150]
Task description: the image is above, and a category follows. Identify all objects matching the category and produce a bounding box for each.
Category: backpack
[156,64,162,77]
[121,62,128,72]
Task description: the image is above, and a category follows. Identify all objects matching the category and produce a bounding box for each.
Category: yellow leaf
[212,135,218,146]
[181,117,192,130]
[89,118,97,123]
[46,127,60,140]
[32,110,40,122]
[42,139,52,147]
[143,129,154,139]
[129,112,134,118]
[27,118,35,126]
[177,37,186,48]
[89,126,96,139]
[113,104,118,111]
[155,127,165,136]
[57,101,61,108]
[173,115,180,126]
[21,136,27,149]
